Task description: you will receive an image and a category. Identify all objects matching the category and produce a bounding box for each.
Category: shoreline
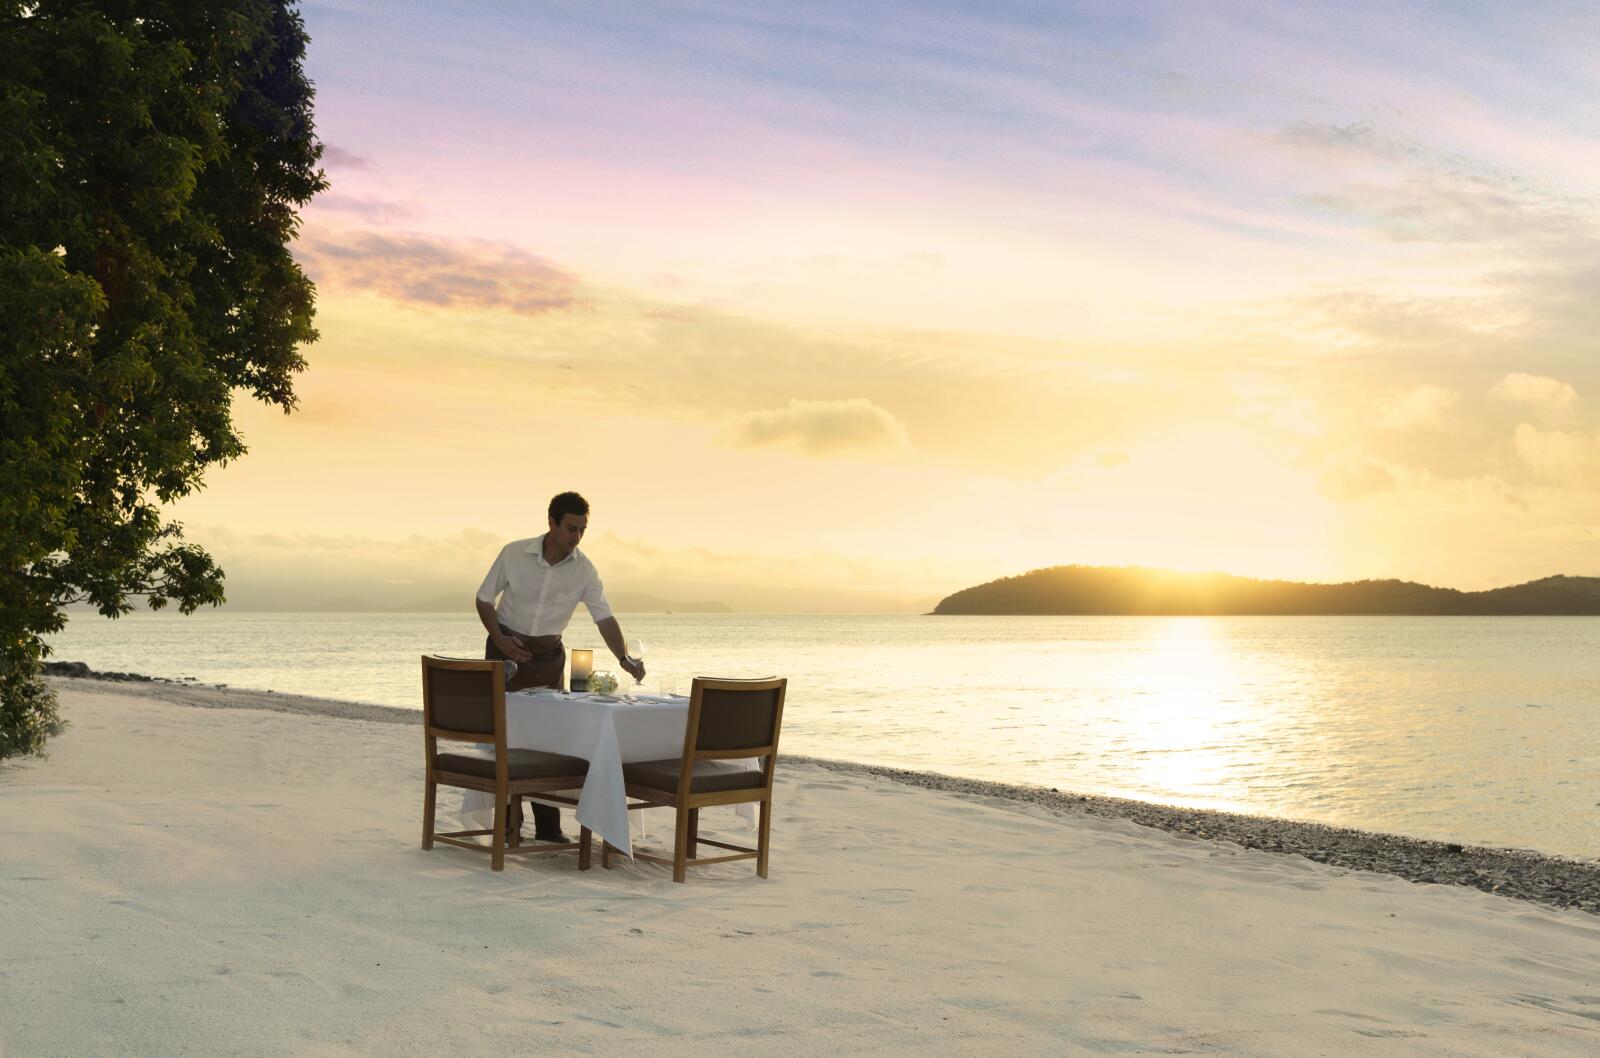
[43,668,1600,915]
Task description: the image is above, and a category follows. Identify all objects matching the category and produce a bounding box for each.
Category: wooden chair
[420,655,593,871]
[606,676,787,882]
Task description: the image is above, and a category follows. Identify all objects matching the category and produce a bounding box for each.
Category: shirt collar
[525,532,578,568]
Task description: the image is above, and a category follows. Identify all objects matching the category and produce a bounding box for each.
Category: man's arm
[596,616,644,681]
[477,598,531,661]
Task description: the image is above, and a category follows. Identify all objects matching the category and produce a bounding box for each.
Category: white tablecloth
[458,691,750,857]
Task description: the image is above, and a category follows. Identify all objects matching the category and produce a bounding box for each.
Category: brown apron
[485,624,565,692]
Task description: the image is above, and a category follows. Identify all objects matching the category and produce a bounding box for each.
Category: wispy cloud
[723,398,911,456]
[1308,173,1576,246]
[320,144,372,170]
[1273,120,1419,162]
[294,225,1183,472]
[296,230,582,315]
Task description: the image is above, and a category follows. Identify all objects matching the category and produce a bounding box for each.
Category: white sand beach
[4,681,1598,1058]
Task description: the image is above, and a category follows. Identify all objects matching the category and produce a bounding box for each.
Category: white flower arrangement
[588,671,619,694]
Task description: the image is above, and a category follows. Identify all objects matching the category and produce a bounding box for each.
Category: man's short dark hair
[548,491,590,523]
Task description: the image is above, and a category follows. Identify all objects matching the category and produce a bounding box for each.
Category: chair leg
[507,797,523,849]
[673,803,690,883]
[421,777,436,850]
[491,797,507,872]
[579,827,592,871]
[601,840,614,869]
[687,808,700,858]
[757,797,772,879]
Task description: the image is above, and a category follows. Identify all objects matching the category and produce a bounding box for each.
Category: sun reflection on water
[1085,618,1262,811]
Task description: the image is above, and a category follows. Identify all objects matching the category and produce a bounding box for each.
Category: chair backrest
[420,656,508,743]
[686,676,787,758]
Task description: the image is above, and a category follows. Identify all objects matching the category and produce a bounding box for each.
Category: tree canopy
[1,1,324,758]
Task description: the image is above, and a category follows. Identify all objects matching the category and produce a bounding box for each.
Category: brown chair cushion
[624,758,765,793]
[435,749,588,781]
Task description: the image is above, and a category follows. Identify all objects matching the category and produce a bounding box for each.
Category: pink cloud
[320,145,372,170]
[296,230,582,315]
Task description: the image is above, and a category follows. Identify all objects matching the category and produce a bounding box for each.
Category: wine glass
[625,637,647,695]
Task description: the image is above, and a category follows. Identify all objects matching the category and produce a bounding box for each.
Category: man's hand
[476,598,532,661]
[597,617,645,682]
[497,635,533,662]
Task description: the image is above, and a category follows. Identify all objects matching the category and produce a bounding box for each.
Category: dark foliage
[1,1,323,758]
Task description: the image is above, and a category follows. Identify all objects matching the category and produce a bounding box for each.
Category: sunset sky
[176,0,1600,611]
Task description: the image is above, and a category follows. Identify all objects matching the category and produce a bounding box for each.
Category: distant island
[932,566,1600,616]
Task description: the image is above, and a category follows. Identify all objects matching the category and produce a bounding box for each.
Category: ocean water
[42,611,1600,859]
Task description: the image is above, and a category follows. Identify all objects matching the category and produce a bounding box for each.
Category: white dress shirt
[476,535,614,636]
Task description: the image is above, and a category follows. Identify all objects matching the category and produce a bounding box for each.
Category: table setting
[457,675,755,857]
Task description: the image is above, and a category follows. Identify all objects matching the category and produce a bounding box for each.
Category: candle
[569,648,593,690]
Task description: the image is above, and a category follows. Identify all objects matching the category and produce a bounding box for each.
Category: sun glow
[1074,619,1270,811]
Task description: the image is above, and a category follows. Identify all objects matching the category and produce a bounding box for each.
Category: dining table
[457,689,750,858]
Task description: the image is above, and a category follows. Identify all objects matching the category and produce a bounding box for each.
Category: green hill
[931,566,1600,616]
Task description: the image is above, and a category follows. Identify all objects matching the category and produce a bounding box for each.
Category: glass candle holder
[569,648,594,691]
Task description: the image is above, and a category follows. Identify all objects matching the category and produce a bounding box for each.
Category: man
[476,490,646,841]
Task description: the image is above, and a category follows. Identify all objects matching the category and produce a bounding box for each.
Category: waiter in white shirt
[475,490,646,841]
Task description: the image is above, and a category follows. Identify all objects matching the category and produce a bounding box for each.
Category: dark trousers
[486,624,566,836]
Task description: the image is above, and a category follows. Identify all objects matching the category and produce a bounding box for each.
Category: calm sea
[42,612,1600,859]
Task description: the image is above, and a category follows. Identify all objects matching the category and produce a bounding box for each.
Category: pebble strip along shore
[798,757,1600,916]
[40,664,1600,915]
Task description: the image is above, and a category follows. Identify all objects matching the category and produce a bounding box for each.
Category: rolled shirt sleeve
[581,568,614,623]
[475,545,509,604]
